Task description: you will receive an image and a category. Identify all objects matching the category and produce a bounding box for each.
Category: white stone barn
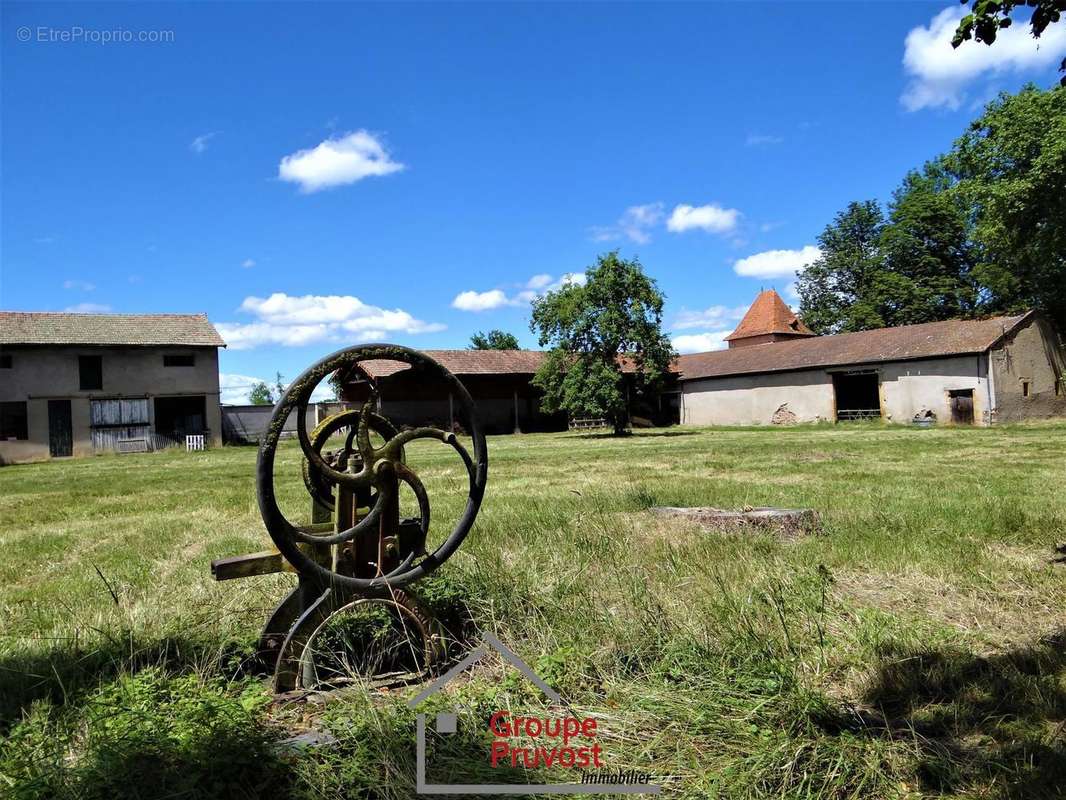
[678,291,1066,427]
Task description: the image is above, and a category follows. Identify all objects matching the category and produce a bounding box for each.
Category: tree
[945,85,1066,329]
[797,168,980,334]
[529,251,675,435]
[469,329,520,350]
[953,1,1066,86]
[878,164,978,324]
[248,381,274,405]
[800,85,1065,335]
[797,201,887,334]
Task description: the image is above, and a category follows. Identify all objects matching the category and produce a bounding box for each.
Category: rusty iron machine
[211,345,487,693]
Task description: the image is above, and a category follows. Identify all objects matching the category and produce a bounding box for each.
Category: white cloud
[551,272,586,290]
[64,303,112,313]
[670,304,745,354]
[219,372,335,404]
[590,202,665,244]
[63,279,95,292]
[219,373,265,404]
[666,203,741,235]
[216,292,444,350]
[672,304,747,331]
[672,331,732,354]
[451,272,587,313]
[452,289,510,312]
[278,130,404,193]
[745,133,784,146]
[733,245,821,279]
[902,6,1066,111]
[241,258,256,269]
[190,132,219,154]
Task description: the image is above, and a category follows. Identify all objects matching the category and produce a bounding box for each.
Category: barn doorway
[154,395,207,441]
[949,389,975,425]
[832,372,881,421]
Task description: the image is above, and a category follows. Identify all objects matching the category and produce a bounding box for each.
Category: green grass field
[1,423,1065,799]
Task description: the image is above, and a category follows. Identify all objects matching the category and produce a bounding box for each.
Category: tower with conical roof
[725,289,816,349]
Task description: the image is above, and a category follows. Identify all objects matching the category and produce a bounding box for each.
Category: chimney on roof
[724,289,816,349]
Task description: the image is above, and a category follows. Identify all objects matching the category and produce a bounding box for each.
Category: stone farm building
[344,290,1065,431]
[341,349,681,434]
[676,290,1066,426]
[0,312,225,464]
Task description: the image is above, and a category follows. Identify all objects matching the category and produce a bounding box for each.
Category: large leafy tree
[797,174,981,335]
[796,201,887,334]
[468,329,520,350]
[878,165,979,325]
[530,251,674,435]
[799,86,1066,334]
[945,85,1066,329]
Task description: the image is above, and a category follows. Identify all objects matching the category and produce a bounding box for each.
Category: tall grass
[1,422,1065,798]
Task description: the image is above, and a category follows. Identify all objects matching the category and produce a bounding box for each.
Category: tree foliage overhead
[529,251,675,435]
[799,84,1065,335]
[468,329,520,350]
[952,1,1066,85]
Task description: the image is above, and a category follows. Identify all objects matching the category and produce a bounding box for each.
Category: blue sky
[4,2,1065,402]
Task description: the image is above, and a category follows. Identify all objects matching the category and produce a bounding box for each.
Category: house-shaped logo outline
[407,631,660,795]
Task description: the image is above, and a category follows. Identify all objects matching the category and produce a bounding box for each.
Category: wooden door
[48,399,73,457]
[950,390,974,425]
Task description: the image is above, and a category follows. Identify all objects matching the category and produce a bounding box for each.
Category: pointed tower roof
[725,289,815,342]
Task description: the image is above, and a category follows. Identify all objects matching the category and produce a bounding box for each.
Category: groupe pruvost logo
[408,632,661,795]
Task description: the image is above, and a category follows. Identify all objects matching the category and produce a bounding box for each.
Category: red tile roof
[359,349,547,378]
[0,312,226,347]
[355,349,675,379]
[679,313,1030,381]
[725,289,814,341]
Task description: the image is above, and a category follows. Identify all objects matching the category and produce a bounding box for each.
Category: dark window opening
[832,372,881,421]
[0,354,12,369]
[164,354,195,367]
[0,401,28,440]
[154,395,207,439]
[949,389,975,425]
[79,355,102,391]
[1021,380,1031,398]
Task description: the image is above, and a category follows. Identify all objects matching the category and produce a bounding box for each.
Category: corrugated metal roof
[725,289,815,341]
[0,312,227,347]
[678,313,1030,381]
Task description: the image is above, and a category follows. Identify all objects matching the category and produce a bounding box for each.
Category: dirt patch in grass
[984,542,1051,570]
[835,568,1061,647]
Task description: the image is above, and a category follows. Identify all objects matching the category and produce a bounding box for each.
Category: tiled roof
[679,313,1030,381]
[0,312,226,347]
[355,349,675,379]
[725,289,814,341]
[359,349,547,378]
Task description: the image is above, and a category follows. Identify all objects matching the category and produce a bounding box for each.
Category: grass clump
[1,669,283,800]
